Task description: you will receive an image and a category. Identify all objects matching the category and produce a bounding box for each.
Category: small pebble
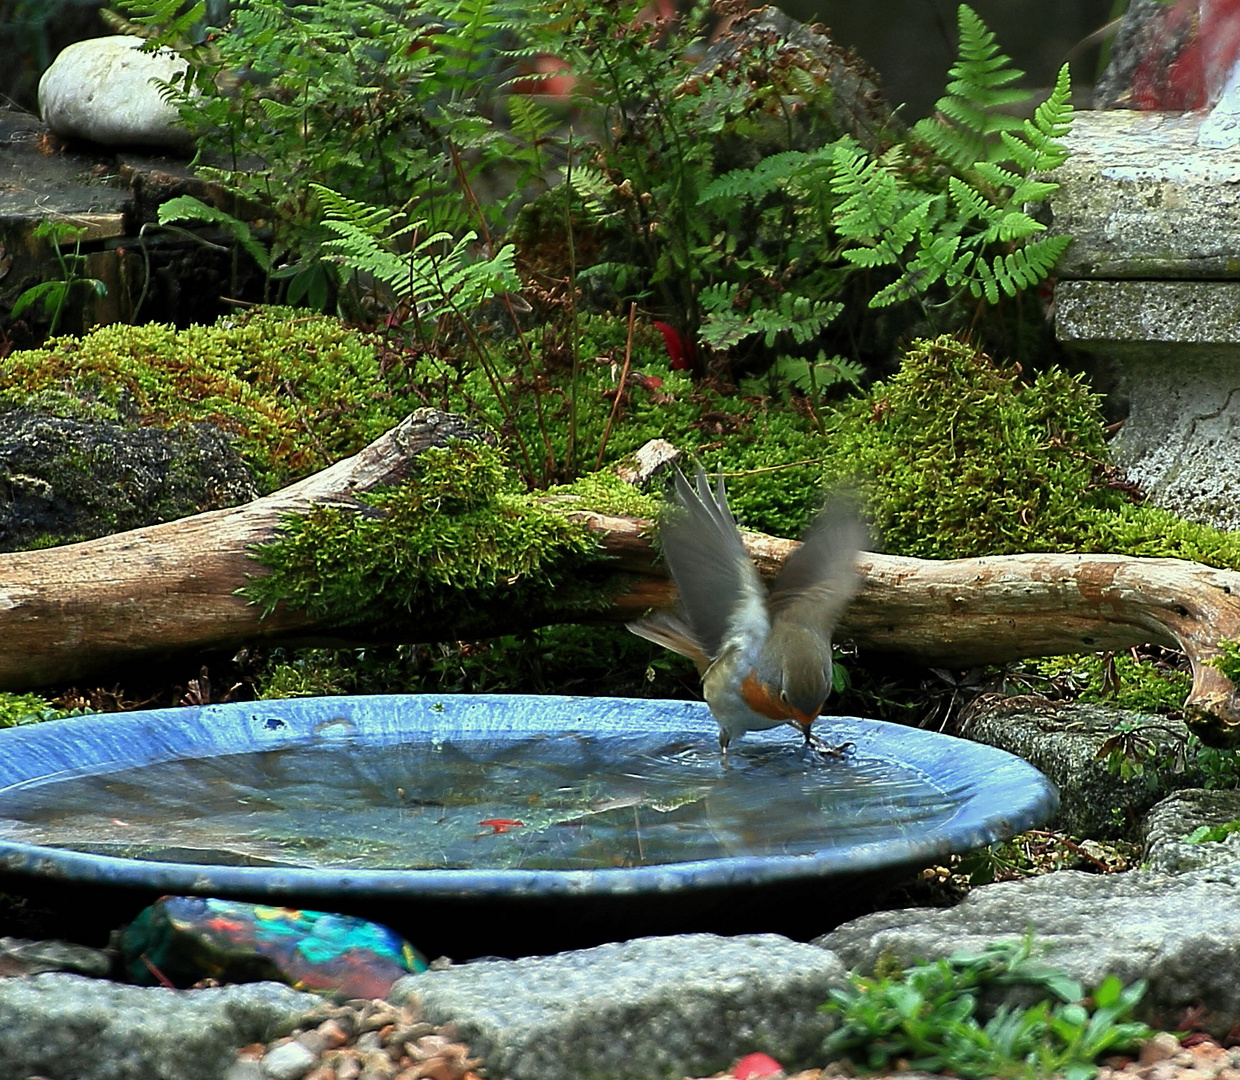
[1141,1034,1185,1065]
[318,1019,352,1049]
[359,1003,398,1033]
[356,1030,383,1052]
[390,1022,435,1045]
[261,1038,321,1080]
[297,1031,328,1057]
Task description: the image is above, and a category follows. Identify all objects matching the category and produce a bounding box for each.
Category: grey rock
[817,864,1240,1036]
[961,702,1198,839]
[0,973,324,1080]
[1144,788,1240,873]
[0,409,258,552]
[389,933,848,1080]
[39,35,195,149]
[0,936,111,978]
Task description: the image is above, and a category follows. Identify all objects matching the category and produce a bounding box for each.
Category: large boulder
[38,35,195,150]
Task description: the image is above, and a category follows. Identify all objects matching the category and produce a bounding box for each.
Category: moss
[0,308,418,493]
[544,468,662,521]
[1210,638,1240,685]
[244,440,613,633]
[818,334,1121,558]
[819,334,1240,568]
[1023,654,1193,715]
[0,692,93,727]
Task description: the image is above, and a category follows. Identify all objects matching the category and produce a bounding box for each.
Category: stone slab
[1046,109,1240,279]
[1056,279,1240,357]
[0,973,322,1080]
[390,933,848,1080]
[1055,279,1240,528]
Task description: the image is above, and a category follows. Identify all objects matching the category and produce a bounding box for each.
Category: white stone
[38,35,195,150]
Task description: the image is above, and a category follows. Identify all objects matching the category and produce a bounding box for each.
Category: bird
[627,465,868,756]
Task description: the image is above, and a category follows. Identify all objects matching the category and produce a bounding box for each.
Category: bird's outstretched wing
[631,466,768,661]
[766,490,868,635]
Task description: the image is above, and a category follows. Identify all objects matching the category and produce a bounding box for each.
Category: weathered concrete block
[1056,279,1240,528]
[1046,110,1240,280]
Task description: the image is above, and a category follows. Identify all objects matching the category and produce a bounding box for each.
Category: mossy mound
[820,335,1240,569]
[0,409,257,551]
[245,440,610,635]
[0,309,416,493]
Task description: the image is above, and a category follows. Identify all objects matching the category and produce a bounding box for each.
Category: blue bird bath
[0,694,1057,957]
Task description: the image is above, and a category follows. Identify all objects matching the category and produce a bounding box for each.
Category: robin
[628,466,868,755]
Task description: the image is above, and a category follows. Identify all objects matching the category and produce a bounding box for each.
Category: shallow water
[0,732,970,871]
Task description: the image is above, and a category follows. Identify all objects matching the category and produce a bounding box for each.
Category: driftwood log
[4,411,1240,739]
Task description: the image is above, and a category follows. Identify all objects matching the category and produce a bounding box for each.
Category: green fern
[313,184,519,320]
[831,8,1073,310]
[119,0,208,40]
[912,3,1028,168]
[700,285,843,351]
[699,149,833,208]
[157,194,272,272]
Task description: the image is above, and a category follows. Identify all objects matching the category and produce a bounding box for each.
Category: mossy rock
[0,409,256,551]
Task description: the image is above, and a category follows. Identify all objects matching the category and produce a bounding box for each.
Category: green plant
[11,221,107,335]
[1185,819,1240,844]
[0,308,418,492]
[0,692,95,728]
[540,0,1071,388]
[822,938,1152,1080]
[1023,653,1192,716]
[832,6,1071,309]
[121,0,531,309]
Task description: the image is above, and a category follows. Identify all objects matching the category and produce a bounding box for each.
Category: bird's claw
[801,729,855,761]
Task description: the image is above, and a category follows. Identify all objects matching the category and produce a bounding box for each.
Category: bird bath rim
[0,693,1059,901]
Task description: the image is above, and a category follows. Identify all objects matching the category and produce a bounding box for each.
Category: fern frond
[913,4,1034,168]
[157,194,271,271]
[948,5,1027,103]
[700,287,842,350]
[118,0,207,41]
[565,167,622,222]
[1022,63,1074,170]
[311,183,395,237]
[700,150,819,205]
[507,95,555,147]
